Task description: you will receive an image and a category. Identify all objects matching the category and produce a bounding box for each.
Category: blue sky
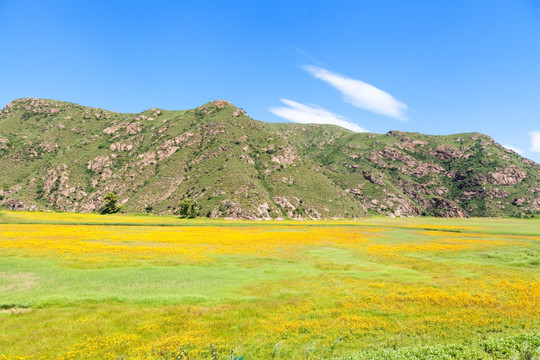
[1,0,540,162]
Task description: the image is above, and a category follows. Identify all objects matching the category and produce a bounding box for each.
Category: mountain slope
[0,98,538,218]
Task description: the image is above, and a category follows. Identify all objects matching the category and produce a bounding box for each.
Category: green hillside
[0,98,538,218]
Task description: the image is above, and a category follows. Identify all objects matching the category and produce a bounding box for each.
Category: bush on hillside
[178,198,199,218]
[99,192,122,214]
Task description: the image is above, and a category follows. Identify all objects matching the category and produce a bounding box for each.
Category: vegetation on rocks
[0,98,538,218]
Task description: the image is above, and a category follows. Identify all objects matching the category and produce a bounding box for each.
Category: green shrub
[178,198,198,218]
[99,192,121,214]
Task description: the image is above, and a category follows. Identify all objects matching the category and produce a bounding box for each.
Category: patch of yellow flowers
[0,223,382,266]
[0,212,538,359]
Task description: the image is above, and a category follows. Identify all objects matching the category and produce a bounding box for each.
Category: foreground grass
[0,211,538,359]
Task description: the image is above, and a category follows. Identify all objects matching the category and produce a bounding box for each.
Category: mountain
[0,98,538,219]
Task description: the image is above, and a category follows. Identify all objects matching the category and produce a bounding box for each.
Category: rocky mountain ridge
[0,98,538,218]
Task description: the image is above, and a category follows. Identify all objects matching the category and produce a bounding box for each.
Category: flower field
[0,212,538,359]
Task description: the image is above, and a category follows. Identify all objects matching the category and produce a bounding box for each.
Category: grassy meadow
[0,211,538,359]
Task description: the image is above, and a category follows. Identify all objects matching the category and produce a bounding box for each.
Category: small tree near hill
[178,198,198,218]
[100,192,121,214]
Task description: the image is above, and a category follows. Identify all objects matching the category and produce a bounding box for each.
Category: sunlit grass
[0,211,538,359]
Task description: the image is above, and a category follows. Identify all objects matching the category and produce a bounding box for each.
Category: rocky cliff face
[0,98,538,218]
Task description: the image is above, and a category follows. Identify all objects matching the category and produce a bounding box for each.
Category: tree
[178,198,198,218]
[100,192,121,214]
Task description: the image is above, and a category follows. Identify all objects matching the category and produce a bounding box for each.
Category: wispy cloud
[530,131,540,152]
[269,99,367,132]
[290,47,325,66]
[304,65,408,121]
[502,144,524,155]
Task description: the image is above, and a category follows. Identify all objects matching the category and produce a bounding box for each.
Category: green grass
[0,254,328,307]
[2,98,539,219]
[0,212,538,359]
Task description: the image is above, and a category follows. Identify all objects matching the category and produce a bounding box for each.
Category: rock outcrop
[0,98,538,218]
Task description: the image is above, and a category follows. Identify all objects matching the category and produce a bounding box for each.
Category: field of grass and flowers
[0,211,538,359]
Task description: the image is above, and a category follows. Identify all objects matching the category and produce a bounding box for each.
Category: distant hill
[0,98,538,218]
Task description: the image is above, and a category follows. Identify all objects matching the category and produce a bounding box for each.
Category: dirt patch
[0,272,39,292]
[0,307,32,315]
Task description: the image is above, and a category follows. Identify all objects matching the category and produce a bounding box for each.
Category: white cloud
[269,99,367,132]
[530,131,540,152]
[502,144,524,155]
[304,65,408,121]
